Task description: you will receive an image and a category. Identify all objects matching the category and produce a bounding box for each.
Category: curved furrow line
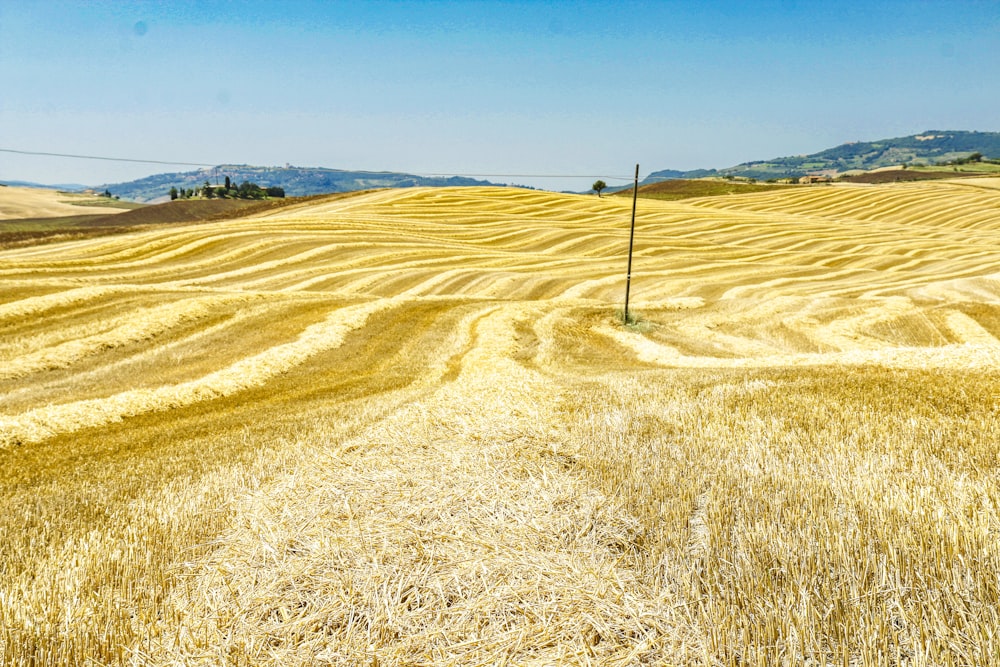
[732,185,998,230]
[686,184,973,227]
[0,284,69,308]
[155,238,396,287]
[395,269,488,297]
[829,188,956,219]
[0,285,132,324]
[571,290,994,368]
[451,271,593,300]
[599,323,1000,371]
[859,270,1000,299]
[657,220,997,277]
[154,243,358,289]
[684,187,858,215]
[772,191,895,220]
[913,275,1000,303]
[0,293,264,379]
[320,215,597,254]
[0,291,205,359]
[0,297,306,412]
[0,228,257,268]
[272,253,487,293]
[943,210,1000,233]
[271,249,527,295]
[111,240,341,286]
[220,246,423,292]
[259,216,515,253]
[0,298,400,448]
[859,194,984,226]
[0,235,312,284]
[538,232,630,258]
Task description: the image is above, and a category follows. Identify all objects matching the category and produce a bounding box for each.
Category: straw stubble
[2,182,1000,665]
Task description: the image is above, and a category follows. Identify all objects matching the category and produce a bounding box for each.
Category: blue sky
[1,0,998,189]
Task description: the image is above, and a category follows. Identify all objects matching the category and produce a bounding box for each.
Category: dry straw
[0,298,397,447]
[3,182,1000,665]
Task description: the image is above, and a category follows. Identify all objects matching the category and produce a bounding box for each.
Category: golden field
[0,185,135,221]
[1,181,1000,665]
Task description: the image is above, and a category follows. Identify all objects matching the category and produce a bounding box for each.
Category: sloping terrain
[2,182,1000,665]
[0,195,346,249]
[0,185,137,220]
[644,130,1000,182]
[618,178,794,201]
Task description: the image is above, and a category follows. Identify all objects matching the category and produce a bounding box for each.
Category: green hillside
[645,130,1000,183]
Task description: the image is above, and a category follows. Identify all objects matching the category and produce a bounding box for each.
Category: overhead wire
[0,147,638,181]
[0,148,215,168]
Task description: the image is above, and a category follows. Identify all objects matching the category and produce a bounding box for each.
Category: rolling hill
[644,129,1000,183]
[83,130,1000,202]
[0,184,137,221]
[99,165,501,202]
[2,180,1000,664]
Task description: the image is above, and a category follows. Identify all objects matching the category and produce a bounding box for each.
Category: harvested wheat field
[0,185,136,221]
[2,181,1000,665]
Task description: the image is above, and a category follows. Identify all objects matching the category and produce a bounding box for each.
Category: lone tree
[592,180,607,197]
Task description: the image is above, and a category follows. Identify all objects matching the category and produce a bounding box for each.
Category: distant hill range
[100,166,501,202]
[642,130,1000,185]
[0,179,91,191]
[91,130,1000,201]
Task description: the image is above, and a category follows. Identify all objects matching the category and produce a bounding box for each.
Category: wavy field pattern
[2,183,1000,665]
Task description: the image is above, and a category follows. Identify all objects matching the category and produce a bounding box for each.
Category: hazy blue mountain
[40,130,1000,201]
[98,165,501,202]
[0,179,91,190]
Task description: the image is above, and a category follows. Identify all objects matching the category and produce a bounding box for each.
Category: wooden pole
[623,163,639,324]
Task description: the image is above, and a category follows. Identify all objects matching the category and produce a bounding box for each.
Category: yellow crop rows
[2,182,1000,665]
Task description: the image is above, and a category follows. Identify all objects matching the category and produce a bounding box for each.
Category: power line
[0,147,637,181]
[415,172,636,181]
[0,147,214,168]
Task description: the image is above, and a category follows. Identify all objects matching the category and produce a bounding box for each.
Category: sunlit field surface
[2,182,1000,665]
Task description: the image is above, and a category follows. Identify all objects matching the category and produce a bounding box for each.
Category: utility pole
[623,163,639,324]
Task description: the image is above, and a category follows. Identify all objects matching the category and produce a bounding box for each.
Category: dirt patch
[839,169,990,184]
[0,193,376,249]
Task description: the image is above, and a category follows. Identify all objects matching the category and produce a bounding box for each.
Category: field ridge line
[597,323,1000,370]
[0,286,125,322]
[0,293,259,378]
[0,298,400,448]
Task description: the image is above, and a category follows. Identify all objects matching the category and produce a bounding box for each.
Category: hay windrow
[598,323,1000,370]
[0,285,127,322]
[0,293,263,377]
[150,305,690,665]
[0,298,397,448]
